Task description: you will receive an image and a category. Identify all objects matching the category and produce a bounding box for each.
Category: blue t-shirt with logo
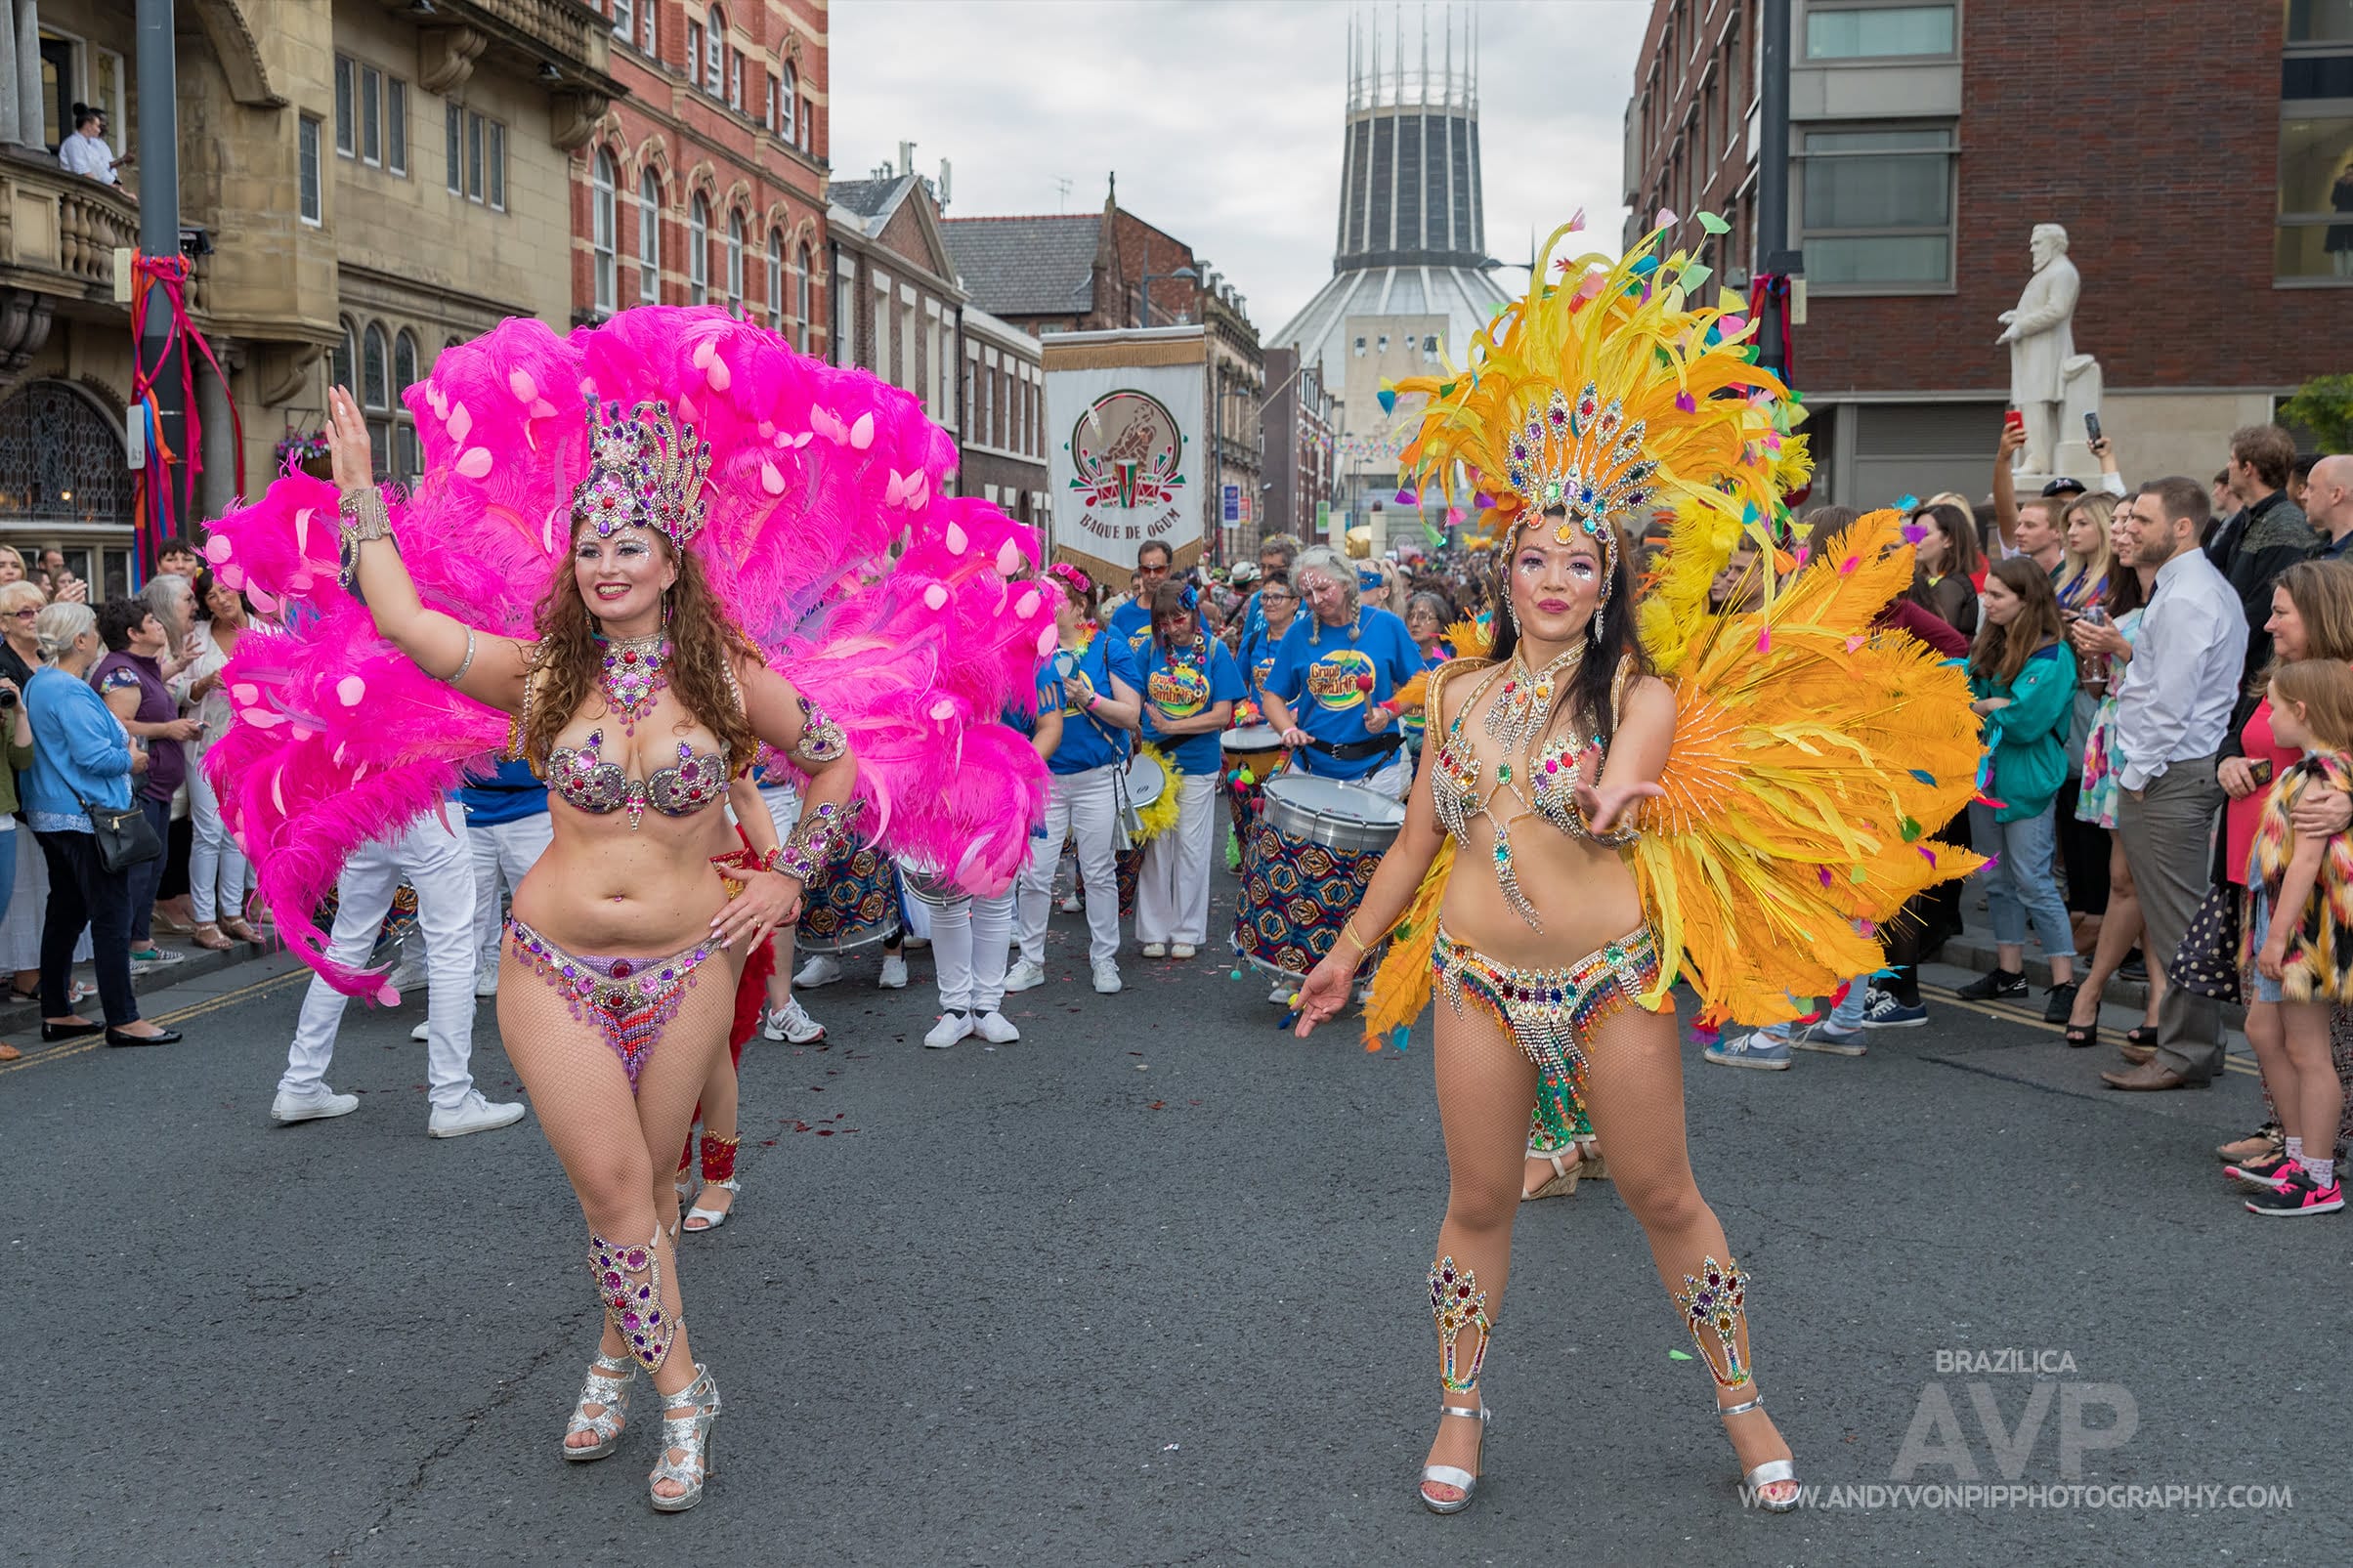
[1137,635,1247,775]
[1263,606,1422,782]
[460,755,550,826]
[1105,598,1153,657]
[1039,633,1137,777]
[1239,618,1291,707]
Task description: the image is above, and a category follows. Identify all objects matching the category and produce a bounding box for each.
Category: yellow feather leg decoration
[1361,840,1456,1051]
[1130,743,1181,846]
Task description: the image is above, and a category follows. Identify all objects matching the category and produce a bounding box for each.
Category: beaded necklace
[596,632,669,737]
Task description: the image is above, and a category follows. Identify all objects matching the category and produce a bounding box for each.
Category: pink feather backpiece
[206,308,1049,997]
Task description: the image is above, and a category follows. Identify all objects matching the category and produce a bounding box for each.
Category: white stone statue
[1997,224,2082,478]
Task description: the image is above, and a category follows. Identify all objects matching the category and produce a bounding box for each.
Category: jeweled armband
[776,797,861,881]
[791,696,848,766]
[337,485,393,591]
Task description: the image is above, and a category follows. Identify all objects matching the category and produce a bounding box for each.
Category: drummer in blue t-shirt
[1236,572,1299,711]
[1103,536,1174,658]
[1259,544,1425,801]
[1009,564,1143,998]
[1134,581,1247,959]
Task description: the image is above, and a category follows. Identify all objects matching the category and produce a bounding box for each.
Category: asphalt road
[6,882,2346,1568]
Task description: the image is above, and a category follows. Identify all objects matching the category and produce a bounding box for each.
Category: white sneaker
[1091,959,1123,996]
[271,1084,359,1123]
[410,1021,430,1042]
[1058,893,1082,913]
[1140,942,1168,958]
[1003,957,1046,993]
[762,998,825,1043]
[473,967,499,997]
[973,1009,1021,1043]
[923,1011,973,1049]
[794,954,844,989]
[385,956,428,995]
[1170,944,1196,960]
[427,1090,528,1138]
[878,954,910,989]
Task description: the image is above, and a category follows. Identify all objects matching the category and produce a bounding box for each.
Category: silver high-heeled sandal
[560,1350,637,1462]
[1418,1403,1491,1514]
[1721,1394,1799,1512]
[648,1363,721,1512]
[683,1177,740,1233]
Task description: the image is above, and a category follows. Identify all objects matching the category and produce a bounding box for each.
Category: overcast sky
[832,0,1651,337]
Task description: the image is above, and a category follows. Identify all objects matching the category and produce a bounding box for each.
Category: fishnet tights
[1423,992,1790,1484]
[496,942,742,1491]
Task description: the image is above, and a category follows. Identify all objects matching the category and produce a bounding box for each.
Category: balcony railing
[0,150,139,304]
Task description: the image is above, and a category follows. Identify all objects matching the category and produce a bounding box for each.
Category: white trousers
[469,813,554,967]
[1134,771,1219,946]
[280,810,480,1110]
[187,744,250,923]
[930,890,1015,1012]
[1015,763,1121,966]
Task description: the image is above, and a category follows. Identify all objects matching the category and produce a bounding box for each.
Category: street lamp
[1136,259,1198,327]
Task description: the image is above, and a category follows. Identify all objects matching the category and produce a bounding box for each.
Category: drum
[899,859,964,909]
[794,844,903,954]
[1232,774,1406,980]
[1117,747,1167,848]
[1220,723,1290,835]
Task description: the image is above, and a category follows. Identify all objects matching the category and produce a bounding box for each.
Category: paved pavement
[6,886,2346,1568]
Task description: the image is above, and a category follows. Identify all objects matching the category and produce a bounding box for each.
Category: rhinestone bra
[549,729,729,829]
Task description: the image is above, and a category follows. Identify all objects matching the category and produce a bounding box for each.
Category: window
[638,169,662,304]
[729,50,743,111]
[361,65,380,164]
[642,2,656,57]
[2279,4,2353,279]
[488,121,505,209]
[963,360,976,440]
[387,81,406,175]
[393,331,421,482]
[591,150,619,315]
[298,114,322,224]
[362,321,392,473]
[612,0,633,40]
[1352,336,1366,356]
[466,111,484,200]
[767,231,784,328]
[1799,127,1955,289]
[834,255,856,366]
[795,242,812,352]
[686,20,705,90]
[1376,334,1389,353]
[726,213,746,317]
[1422,334,1438,362]
[705,8,726,99]
[330,318,356,394]
[689,196,709,304]
[334,56,355,154]
[446,101,460,192]
[1802,4,1955,60]
[778,64,797,144]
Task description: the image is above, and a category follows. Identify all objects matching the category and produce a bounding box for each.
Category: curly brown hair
[519,530,760,776]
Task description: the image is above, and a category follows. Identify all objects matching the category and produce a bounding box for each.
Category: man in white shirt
[2102,477,2246,1091]
[58,106,131,191]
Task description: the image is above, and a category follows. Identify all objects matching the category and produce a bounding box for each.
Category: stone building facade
[1624,0,2353,503]
[567,0,828,351]
[0,0,620,589]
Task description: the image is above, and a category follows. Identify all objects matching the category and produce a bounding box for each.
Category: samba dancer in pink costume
[205,309,1051,1512]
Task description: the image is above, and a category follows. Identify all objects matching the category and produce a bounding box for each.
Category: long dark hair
[1487,513,1650,745]
[1969,557,2067,690]
[521,529,759,776]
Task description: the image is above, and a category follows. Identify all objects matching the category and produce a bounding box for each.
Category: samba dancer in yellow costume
[1293,218,1984,1515]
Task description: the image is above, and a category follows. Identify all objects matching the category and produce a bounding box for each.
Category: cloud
[831,0,1647,335]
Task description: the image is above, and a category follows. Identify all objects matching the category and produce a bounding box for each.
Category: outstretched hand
[325,386,376,493]
[1570,741,1662,835]
[1290,954,1352,1038]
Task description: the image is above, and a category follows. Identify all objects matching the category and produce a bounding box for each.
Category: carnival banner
[1044,328,1208,584]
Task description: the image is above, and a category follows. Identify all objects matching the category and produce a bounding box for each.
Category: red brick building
[1625,0,2353,503]
[568,1,829,351]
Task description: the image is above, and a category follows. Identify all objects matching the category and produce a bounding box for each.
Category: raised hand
[325,386,376,493]
[1570,741,1662,835]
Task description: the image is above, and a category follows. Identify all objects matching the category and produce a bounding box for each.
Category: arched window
[688,195,709,304]
[705,7,726,100]
[795,241,812,353]
[777,64,796,144]
[766,230,784,330]
[726,212,745,317]
[393,330,421,481]
[330,316,357,393]
[361,322,392,476]
[637,168,662,305]
[590,149,619,315]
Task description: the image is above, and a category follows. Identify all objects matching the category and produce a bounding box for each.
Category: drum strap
[1305,733,1406,763]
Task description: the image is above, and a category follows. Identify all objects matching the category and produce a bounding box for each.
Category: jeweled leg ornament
[591,1229,677,1375]
[1670,1254,1752,1391]
[1430,1255,1493,1395]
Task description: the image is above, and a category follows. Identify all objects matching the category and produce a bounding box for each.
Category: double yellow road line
[1920,983,2262,1078]
[0,965,309,1077]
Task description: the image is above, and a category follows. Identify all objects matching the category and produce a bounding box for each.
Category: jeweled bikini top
[549,729,728,830]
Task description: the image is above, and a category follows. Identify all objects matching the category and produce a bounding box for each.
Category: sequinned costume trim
[508,916,719,1089]
[1429,1255,1492,1394]
[589,1229,676,1374]
[1670,1254,1753,1390]
[1433,923,1662,1097]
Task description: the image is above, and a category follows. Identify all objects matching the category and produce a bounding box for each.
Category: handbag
[78,790,162,875]
[2168,884,2242,1005]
